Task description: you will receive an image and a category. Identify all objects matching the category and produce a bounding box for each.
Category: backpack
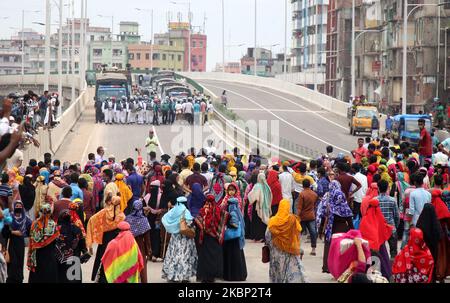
[161,102,169,112]
[209,173,225,203]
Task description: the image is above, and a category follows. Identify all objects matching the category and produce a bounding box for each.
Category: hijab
[11,201,32,236]
[115,173,133,212]
[268,199,301,255]
[162,196,194,234]
[227,197,245,249]
[27,203,60,272]
[359,198,393,251]
[39,168,50,185]
[430,189,450,220]
[220,182,243,214]
[126,200,151,237]
[416,203,443,261]
[86,196,125,248]
[316,180,354,242]
[392,228,434,283]
[266,170,283,206]
[396,172,409,204]
[195,194,229,245]
[19,175,35,211]
[187,183,206,218]
[248,173,272,224]
[55,210,83,264]
[68,202,86,237]
[33,176,48,219]
[147,180,161,210]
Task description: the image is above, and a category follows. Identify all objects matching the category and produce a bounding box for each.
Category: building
[240,47,273,76]
[117,22,140,43]
[128,43,184,72]
[291,0,328,77]
[272,53,291,75]
[0,40,26,75]
[154,22,207,72]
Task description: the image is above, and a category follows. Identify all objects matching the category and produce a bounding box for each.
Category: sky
[0,0,291,71]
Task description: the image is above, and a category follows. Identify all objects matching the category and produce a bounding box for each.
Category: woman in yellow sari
[114,174,132,213]
[266,199,307,283]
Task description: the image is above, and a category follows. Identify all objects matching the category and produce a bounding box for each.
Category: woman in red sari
[430,189,450,281]
[266,170,282,216]
[392,227,434,283]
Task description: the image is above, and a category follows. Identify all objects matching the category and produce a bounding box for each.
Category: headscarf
[248,173,272,224]
[359,198,393,251]
[19,175,35,211]
[187,183,206,218]
[87,166,103,207]
[161,196,193,234]
[430,189,450,220]
[147,180,161,210]
[101,221,144,283]
[80,173,94,191]
[378,165,392,187]
[416,203,443,262]
[27,203,60,272]
[219,182,243,214]
[245,162,256,182]
[396,172,409,205]
[69,202,86,237]
[392,228,434,283]
[33,176,48,219]
[55,210,83,264]
[125,200,151,237]
[366,164,377,185]
[11,201,32,236]
[268,199,301,255]
[115,174,133,212]
[86,196,125,248]
[361,182,379,216]
[227,197,245,249]
[316,180,353,242]
[266,170,283,206]
[195,194,229,245]
[39,168,50,185]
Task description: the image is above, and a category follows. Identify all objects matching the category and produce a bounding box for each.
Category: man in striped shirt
[377,179,400,258]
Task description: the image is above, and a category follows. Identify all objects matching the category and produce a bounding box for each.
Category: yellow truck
[347,105,379,136]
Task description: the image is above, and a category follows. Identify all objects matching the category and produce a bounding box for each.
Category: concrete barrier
[0,74,89,164]
[179,72,350,118]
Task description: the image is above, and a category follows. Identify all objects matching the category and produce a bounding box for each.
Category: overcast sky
[0,0,291,71]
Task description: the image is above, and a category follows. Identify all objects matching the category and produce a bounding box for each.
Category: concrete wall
[180,72,350,118]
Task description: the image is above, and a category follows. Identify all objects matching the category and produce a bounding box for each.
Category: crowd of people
[0,115,449,284]
[94,93,214,126]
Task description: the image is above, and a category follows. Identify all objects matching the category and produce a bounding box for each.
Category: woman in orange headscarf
[115,174,132,213]
[266,199,306,282]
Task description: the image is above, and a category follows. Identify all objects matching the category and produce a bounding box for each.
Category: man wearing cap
[145,130,159,163]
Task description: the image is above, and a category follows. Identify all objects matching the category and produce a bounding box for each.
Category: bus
[95,73,130,102]
[150,74,175,89]
[391,114,432,146]
[163,86,192,99]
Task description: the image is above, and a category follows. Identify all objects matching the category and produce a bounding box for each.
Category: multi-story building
[291,0,328,77]
[128,43,184,72]
[0,41,26,75]
[240,47,273,76]
[155,22,207,72]
[272,53,291,75]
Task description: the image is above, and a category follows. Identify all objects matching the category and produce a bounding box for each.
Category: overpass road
[199,79,359,157]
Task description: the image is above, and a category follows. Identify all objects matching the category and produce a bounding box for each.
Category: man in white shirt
[351,163,368,217]
[278,161,296,212]
[95,146,106,164]
[184,100,194,125]
[433,144,449,166]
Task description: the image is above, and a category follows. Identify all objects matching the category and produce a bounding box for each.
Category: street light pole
[44,0,51,91]
[188,1,191,72]
[21,10,25,77]
[222,0,225,72]
[254,0,257,76]
[402,0,408,115]
[71,0,75,103]
[58,0,63,104]
[80,0,85,90]
[351,0,355,100]
[284,0,288,76]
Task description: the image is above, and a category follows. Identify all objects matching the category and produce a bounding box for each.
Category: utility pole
[21,10,25,77]
[254,0,257,76]
[58,0,63,107]
[402,0,407,114]
[44,0,51,91]
[71,0,75,103]
[284,0,288,76]
[222,0,225,72]
[351,0,355,100]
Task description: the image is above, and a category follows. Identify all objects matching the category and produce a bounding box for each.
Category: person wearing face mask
[1,201,31,283]
[27,203,60,283]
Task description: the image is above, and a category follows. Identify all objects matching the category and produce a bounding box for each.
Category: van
[391,114,432,146]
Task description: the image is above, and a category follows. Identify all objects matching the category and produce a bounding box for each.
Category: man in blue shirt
[409,173,431,226]
[385,115,393,132]
[126,164,144,201]
[69,173,83,201]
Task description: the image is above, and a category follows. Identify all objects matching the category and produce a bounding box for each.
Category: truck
[95,73,130,102]
[347,104,379,136]
[391,114,432,146]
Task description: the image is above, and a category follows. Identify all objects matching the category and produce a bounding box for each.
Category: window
[199,41,203,48]
[90,35,95,41]
[100,36,105,41]
[178,55,182,61]
[153,53,160,60]
[170,40,174,46]
[113,49,122,57]
[145,53,150,60]
[192,41,196,47]
[199,55,203,63]
[162,54,167,60]
[129,53,134,60]
[171,54,174,60]
[93,49,103,56]
[137,53,141,60]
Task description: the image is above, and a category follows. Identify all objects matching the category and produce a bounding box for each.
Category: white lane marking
[152,125,165,155]
[80,115,97,164]
[228,108,327,113]
[201,80,348,130]
[208,120,250,154]
[203,83,350,153]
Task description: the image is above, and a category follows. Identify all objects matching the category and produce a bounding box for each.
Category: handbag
[180,210,195,239]
[262,244,270,263]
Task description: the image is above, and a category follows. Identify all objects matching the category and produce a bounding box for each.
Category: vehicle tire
[352,129,356,136]
[350,127,353,135]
